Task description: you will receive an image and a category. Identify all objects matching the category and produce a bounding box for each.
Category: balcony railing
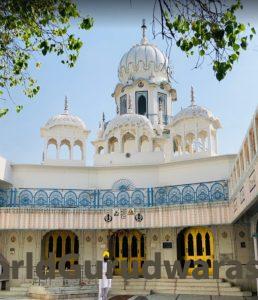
[0,180,228,209]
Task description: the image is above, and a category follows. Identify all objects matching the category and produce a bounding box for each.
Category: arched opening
[185,133,195,154]
[122,132,135,153]
[136,92,148,116]
[97,146,104,154]
[120,94,127,115]
[65,236,71,254]
[47,138,57,160]
[153,141,161,152]
[140,135,149,152]
[60,139,71,160]
[108,137,118,153]
[198,130,208,152]
[173,135,182,156]
[177,227,214,275]
[56,236,62,258]
[43,231,79,270]
[109,230,145,275]
[196,233,202,256]
[73,140,83,160]
[131,236,138,257]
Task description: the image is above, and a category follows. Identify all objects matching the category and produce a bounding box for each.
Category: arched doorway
[43,230,79,270]
[109,230,145,275]
[177,227,214,274]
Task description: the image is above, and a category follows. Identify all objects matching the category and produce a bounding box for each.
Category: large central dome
[118,24,169,84]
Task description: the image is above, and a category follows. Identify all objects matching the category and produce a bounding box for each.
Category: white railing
[228,106,258,221]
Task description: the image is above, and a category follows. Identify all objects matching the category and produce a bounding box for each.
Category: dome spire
[191,86,195,106]
[141,19,148,44]
[64,95,69,114]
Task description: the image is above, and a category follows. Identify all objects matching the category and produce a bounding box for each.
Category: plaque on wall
[163,242,172,249]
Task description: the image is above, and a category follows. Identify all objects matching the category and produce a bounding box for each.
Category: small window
[120,95,127,115]
[135,91,148,116]
[158,92,167,123]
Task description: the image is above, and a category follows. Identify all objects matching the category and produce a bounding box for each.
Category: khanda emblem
[104,213,112,222]
[135,213,143,222]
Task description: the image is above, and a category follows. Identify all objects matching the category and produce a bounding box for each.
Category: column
[170,128,174,159]
[253,117,258,154]
[118,133,123,153]
[104,140,109,154]
[253,234,258,296]
[247,133,253,161]
[208,127,212,155]
[43,139,48,161]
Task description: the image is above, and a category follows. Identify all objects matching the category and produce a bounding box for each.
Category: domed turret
[41,98,90,166]
[118,20,169,85]
[167,87,221,159]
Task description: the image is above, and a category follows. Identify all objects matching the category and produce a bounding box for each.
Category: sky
[0,1,258,165]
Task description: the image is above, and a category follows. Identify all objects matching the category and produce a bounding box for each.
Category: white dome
[172,104,221,129]
[104,113,153,137]
[118,37,169,84]
[44,112,87,130]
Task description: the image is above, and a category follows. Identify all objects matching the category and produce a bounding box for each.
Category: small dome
[172,104,221,129]
[118,37,169,84]
[43,97,87,130]
[44,113,87,130]
[104,113,153,137]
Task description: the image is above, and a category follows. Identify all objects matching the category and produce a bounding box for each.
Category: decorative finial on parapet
[102,112,105,122]
[141,19,147,44]
[64,96,68,114]
[191,86,195,106]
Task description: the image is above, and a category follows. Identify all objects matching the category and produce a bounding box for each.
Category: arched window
[198,130,208,152]
[158,92,167,124]
[122,132,135,153]
[196,233,202,256]
[120,95,127,115]
[140,135,149,152]
[56,236,62,258]
[136,91,148,116]
[74,236,79,254]
[48,236,53,255]
[47,138,57,159]
[188,233,194,256]
[73,140,83,160]
[108,137,118,153]
[122,236,128,258]
[185,133,195,154]
[60,139,71,159]
[205,233,211,255]
[65,236,71,254]
[97,146,104,154]
[173,135,182,155]
[131,236,138,257]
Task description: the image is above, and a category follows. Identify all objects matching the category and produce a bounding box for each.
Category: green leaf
[0,108,9,118]
[16,105,23,113]
[80,17,94,30]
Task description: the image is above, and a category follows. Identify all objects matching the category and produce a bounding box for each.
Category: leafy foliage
[154,0,255,81]
[0,0,93,116]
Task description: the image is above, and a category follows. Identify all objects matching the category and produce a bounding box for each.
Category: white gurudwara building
[0,21,258,298]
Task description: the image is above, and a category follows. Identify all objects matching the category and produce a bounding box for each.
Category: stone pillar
[208,127,212,155]
[170,128,174,159]
[253,118,258,153]
[253,234,258,296]
[43,139,48,161]
[104,140,109,154]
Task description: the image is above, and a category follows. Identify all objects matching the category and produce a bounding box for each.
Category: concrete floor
[129,295,258,300]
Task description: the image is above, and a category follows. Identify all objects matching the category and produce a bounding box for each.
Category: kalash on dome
[0,20,257,298]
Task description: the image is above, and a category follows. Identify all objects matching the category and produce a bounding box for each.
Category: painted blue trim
[0,180,228,209]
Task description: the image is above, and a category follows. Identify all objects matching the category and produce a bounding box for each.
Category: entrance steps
[28,277,98,299]
[110,277,252,297]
